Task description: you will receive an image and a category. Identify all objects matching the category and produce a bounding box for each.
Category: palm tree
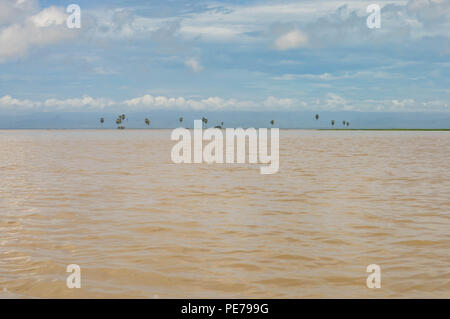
[100,117,104,128]
[179,117,183,126]
[201,117,208,128]
[331,120,335,127]
[315,114,319,120]
[346,122,350,127]
[342,120,346,126]
[270,120,275,126]
[116,115,125,129]
[221,121,224,127]
[145,118,150,127]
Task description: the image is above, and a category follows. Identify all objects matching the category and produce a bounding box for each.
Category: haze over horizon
[1,0,449,128]
[2,111,450,129]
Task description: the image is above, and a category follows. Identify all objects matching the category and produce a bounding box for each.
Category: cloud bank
[1,93,448,113]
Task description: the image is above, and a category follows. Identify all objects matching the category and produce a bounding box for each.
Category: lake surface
[0,130,449,298]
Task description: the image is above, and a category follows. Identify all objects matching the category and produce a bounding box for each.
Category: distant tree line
[99,113,351,129]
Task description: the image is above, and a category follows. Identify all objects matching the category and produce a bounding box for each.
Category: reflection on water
[0,130,449,298]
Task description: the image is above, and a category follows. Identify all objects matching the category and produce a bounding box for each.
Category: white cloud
[184,57,203,72]
[274,29,308,50]
[325,93,351,110]
[0,1,77,62]
[273,70,395,81]
[21,0,444,51]
[263,96,304,108]
[0,0,37,26]
[123,94,256,110]
[30,5,66,27]
[0,95,114,111]
[274,73,334,81]
[123,94,307,111]
[1,93,448,113]
[82,1,422,45]
[324,96,450,112]
[43,96,115,110]
[0,95,39,109]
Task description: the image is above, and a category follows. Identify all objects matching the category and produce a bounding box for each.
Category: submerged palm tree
[221,121,224,127]
[116,115,125,129]
[120,114,127,125]
[100,117,104,128]
[331,120,335,127]
[179,117,183,126]
[346,122,350,127]
[270,120,275,126]
[315,114,319,120]
[145,118,150,127]
[201,117,208,128]
[342,120,346,126]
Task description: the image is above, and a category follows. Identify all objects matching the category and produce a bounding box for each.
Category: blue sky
[0,0,449,122]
